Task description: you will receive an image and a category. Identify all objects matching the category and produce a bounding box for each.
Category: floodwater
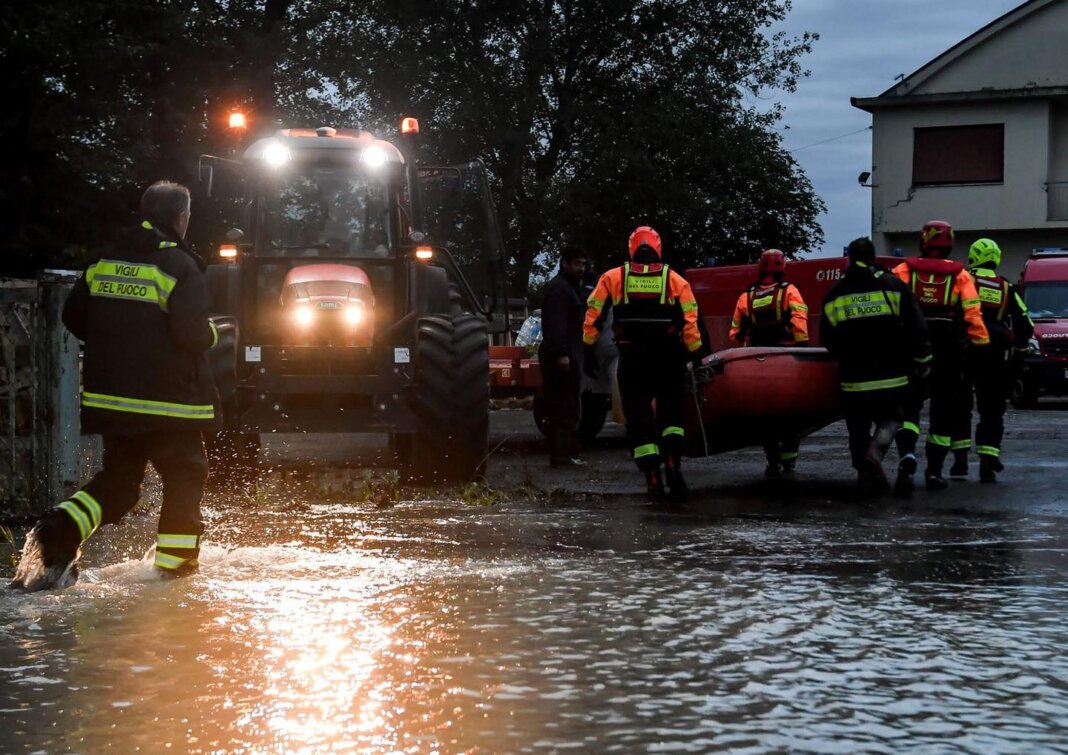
[3,493,1068,753]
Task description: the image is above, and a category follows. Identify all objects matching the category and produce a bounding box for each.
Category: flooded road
[4,495,1068,752]
[3,410,1068,752]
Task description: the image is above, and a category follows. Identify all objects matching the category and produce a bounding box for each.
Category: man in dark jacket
[821,237,931,496]
[539,243,588,466]
[10,181,220,591]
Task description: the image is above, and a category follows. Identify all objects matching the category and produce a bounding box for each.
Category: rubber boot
[763,443,780,478]
[949,449,968,479]
[664,455,688,503]
[645,468,666,503]
[549,427,586,468]
[8,509,82,592]
[925,444,949,491]
[979,455,999,483]
[894,454,917,498]
[780,457,797,476]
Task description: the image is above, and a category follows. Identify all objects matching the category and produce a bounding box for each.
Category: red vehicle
[1014,249,1068,407]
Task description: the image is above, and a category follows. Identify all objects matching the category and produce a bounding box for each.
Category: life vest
[613,262,681,343]
[746,281,790,344]
[905,258,963,321]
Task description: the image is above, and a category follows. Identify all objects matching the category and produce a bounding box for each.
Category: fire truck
[199,117,508,482]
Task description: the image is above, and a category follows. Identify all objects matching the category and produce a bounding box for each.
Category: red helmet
[628,226,662,260]
[920,220,954,258]
[758,249,786,281]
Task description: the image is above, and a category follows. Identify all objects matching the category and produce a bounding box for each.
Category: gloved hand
[583,344,600,378]
[913,362,931,382]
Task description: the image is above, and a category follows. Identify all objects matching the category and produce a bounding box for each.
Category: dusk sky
[769,0,1023,257]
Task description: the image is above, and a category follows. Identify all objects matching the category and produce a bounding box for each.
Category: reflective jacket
[821,262,932,393]
[969,267,1034,352]
[62,221,220,435]
[583,262,703,353]
[892,259,989,346]
[729,280,809,346]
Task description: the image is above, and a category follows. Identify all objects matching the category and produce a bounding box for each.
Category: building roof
[852,0,1067,111]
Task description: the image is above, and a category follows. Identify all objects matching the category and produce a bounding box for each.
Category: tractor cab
[199,119,507,481]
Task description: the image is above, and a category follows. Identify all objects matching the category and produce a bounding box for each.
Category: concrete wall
[909,1,1068,95]
[869,99,1068,238]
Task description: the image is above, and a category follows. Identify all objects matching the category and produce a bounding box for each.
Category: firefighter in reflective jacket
[821,238,931,495]
[583,226,703,502]
[959,238,1034,483]
[729,249,810,476]
[11,181,219,591]
[891,220,990,496]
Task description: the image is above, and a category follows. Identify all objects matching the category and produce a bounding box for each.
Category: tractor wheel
[401,314,489,483]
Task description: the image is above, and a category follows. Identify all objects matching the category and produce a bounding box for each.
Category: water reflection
[1,497,1067,752]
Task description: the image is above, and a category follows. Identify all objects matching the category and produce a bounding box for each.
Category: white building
[852,0,1068,278]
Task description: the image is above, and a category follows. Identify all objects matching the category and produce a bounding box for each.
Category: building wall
[870,99,1068,237]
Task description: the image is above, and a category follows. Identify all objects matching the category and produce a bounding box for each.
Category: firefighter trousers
[617,347,686,473]
[843,388,904,471]
[897,344,969,475]
[967,348,1010,460]
[56,430,208,572]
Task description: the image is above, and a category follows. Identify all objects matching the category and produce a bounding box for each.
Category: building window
[912,124,1004,185]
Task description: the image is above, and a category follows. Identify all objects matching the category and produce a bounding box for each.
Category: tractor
[198,118,508,482]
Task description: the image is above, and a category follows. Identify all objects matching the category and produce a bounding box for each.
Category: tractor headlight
[294,305,314,327]
[344,305,364,326]
[361,146,388,169]
[263,141,291,167]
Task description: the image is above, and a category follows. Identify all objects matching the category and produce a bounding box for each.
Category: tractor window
[262,168,391,258]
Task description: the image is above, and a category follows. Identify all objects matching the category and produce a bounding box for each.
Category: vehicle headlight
[1029,336,1041,354]
[294,305,314,327]
[344,305,364,326]
[361,146,388,169]
[262,141,291,167]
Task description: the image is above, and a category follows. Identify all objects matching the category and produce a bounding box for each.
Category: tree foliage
[0,0,823,293]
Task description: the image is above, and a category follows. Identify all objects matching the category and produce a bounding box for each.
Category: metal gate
[0,273,84,518]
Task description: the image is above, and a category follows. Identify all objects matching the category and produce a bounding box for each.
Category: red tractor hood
[283,264,370,287]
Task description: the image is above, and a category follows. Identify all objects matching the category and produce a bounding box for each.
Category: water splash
[8,528,80,593]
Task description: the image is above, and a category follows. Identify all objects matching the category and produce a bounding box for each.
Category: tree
[303,0,823,292]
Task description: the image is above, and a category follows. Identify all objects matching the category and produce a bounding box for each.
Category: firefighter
[538,243,589,467]
[821,238,931,495]
[583,226,703,502]
[891,220,990,495]
[958,238,1034,482]
[729,249,810,476]
[10,181,220,591]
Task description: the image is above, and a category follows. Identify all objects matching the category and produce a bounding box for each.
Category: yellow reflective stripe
[71,490,102,529]
[587,297,604,309]
[680,301,698,313]
[158,533,199,549]
[633,443,659,459]
[662,426,684,437]
[141,220,154,230]
[902,422,920,435]
[793,331,808,342]
[154,551,191,570]
[825,291,898,324]
[840,375,909,392]
[686,339,702,352]
[927,434,951,448]
[730,319,740,328]
[751,294,774,308]
[951,440,971,450]
[962,298,980,308]
[976,445,1000,458]
[582,333,598,345]
[789,303,809,312]
[915,354,933,364]
[780,451,799,461]
[158,241,177,249]
[82,391,215,420]
[86,260,177,311]
[209,321,219,348]
[59,500,94,541]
